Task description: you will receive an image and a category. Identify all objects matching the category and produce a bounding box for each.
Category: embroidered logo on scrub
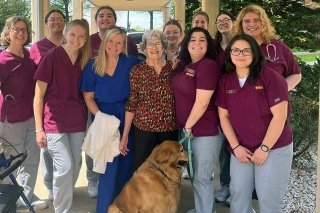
[255,86,264,90]
[185,68,195,77]
[274,98,281,103]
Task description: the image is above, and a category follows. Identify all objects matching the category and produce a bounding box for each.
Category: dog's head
[149,140,188,171]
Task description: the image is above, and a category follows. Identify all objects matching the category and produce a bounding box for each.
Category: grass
[294,52,320,62]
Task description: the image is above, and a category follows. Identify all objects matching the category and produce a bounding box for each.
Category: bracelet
[232,144,241,151]
[35,128,44,133]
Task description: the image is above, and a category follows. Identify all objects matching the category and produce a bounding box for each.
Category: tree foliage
[219,0,320,51]
[0,0,30,30]
[50,0,71,23]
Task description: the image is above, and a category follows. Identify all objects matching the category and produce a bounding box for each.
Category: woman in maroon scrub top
[33,19,91,213]
[172,27,223,213]
[235,4,301,91]
[0,16,48,210]
[91,6,138,57]
[216,34,293,213]
[29,9,65,201]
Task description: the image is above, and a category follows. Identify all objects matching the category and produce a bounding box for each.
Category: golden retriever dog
[108,140,188,213]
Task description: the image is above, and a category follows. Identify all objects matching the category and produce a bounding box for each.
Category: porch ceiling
[87,0,171,11]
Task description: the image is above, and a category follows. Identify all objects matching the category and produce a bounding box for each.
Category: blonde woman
[80,27,140,213]
[234,4,301,91]
[33,19,91,213]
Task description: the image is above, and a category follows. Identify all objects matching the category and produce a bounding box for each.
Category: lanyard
[265,43,279,62]
[178,137,193,181]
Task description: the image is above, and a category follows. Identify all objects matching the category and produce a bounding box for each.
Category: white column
[174,0,185,32]
[31,0,49,42]
[162,5,171,26]
[73,0,84,20]
[90,6,98,34]
[201,0,219,36]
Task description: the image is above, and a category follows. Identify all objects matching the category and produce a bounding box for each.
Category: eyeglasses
[146,42,163,49]
[230,48,252,56]
[215,18,231,25]
[47,18,65,23]
[11,27,28,34]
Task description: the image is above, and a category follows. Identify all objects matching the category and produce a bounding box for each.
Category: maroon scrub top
[90,32,138,57]
[172,57,221,137]
[0,49,36,123]
[30,37,58,67]
[216,67,293,153]
[34,46,87,133]
[261,40,301,78]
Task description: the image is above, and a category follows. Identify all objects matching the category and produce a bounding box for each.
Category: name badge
[226,89,237,94]
[185,68,195,77]
[255,86,264,90]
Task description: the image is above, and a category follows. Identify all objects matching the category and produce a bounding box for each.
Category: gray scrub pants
[230,143,293,213]
[41,147,53,192]
[0,117,40,203]
[46,132,85,213]
[186,132,223,213]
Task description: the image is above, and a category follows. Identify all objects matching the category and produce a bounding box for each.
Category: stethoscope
[265,43,279,62]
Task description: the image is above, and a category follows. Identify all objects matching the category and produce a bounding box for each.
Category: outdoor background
[0,0,319,212]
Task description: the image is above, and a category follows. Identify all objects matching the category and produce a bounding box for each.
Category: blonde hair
[94,27,127,77]
[192,11,210,24]
[234,4,280,42]
[0,16,32,46]
[65,19,91,69]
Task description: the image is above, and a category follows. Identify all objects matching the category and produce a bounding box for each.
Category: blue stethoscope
[265,43,279,62]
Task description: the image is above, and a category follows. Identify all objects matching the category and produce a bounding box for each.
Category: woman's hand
[234,145,253,163]
[119,136,129,156]
[36,131,47,148]
[251,148,269,166]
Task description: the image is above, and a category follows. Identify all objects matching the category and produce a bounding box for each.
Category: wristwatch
[260,144,270,152]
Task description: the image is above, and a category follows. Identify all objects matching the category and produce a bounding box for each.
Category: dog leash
[178,137,193,181]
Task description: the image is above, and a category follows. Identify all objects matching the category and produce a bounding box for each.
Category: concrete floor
[17,153,259,213]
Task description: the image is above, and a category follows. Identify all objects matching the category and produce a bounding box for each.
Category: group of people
[0,3,301,213]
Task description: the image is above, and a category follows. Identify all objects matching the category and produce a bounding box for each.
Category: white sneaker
[48,189,53,200]
[182,167,189,179]
[32,200,49,210]
[17,199,49,210]
[252,209,256,213]
[88,181,98,198]
[215,185,230,202]
[225,196,230,206]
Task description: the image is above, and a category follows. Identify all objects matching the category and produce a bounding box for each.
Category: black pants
[132,125,178,172]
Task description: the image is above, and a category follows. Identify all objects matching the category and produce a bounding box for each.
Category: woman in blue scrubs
[80,27,140,213]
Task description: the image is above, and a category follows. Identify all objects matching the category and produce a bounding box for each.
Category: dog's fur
[108,140,188,213]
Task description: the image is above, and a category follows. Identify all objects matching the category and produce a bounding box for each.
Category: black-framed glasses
[215,18,231,25]
[11,27,28,34]
[230,48,252,56]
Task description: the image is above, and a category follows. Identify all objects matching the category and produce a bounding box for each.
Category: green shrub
[290,59,319,161]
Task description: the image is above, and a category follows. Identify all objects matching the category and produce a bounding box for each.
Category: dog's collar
[147,160,180,184]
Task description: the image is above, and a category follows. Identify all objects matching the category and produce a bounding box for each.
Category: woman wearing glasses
[29,9,65,202]
[81,27,140,213]
[0,16,48,210]
[213,11,235,204]
[235,4,301,91]
[216,34,293,213]
[172,27,223,213]
[123,30,178,172]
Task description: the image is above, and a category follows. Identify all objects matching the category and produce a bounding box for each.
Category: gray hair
[140,30,168,51]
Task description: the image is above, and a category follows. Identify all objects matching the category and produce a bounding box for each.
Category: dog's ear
[154,146,171,165]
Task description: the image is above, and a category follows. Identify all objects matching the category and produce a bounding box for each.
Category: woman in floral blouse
[122,30,178,172]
